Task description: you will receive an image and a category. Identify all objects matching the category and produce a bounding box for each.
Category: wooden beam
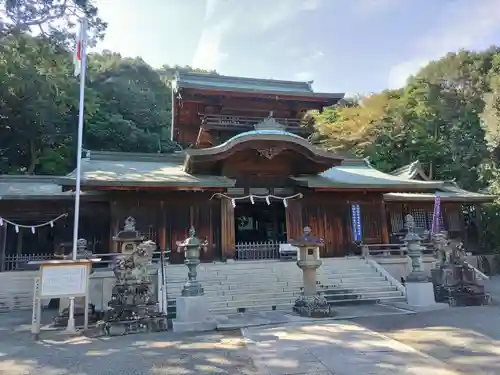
[109,200,119,253]
[220,198,235,260]
[0,225,6,272]
[381,200,390,244]
[158,201,167,252]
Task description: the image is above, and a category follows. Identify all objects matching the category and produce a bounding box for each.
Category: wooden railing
[235,240,285,260]
[199,114,308,132]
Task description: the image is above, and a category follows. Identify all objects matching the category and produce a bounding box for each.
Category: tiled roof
[384,182,495,202]
[292,159,443,189]
[0,175,101,200]
[62,151,236,188]
[172,72,344,101]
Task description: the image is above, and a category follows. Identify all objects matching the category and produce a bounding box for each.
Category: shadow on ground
[352,305,500,375]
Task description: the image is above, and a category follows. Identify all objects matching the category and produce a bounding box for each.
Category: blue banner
[351,203,362,242]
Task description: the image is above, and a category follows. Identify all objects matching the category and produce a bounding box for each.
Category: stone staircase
[165,257,405,318]
[0,271,37,312]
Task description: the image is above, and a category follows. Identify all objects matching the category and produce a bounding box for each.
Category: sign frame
[30,259,98,338]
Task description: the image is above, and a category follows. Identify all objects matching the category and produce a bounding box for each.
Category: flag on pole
[431,192,441,234]
[73,20,86,77]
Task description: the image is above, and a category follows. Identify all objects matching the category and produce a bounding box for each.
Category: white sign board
[40,264,89,298]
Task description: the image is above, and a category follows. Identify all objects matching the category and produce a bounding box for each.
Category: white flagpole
[66,17,88,334]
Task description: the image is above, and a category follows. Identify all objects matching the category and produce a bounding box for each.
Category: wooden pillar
[158,201,167,253]
[0,225,6,272]
[381,200,390,244]
[109,200,119,253]
[221,198,235,259]
[285,199,303,242]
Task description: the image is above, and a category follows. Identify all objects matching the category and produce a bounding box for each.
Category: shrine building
[0,72,494,270]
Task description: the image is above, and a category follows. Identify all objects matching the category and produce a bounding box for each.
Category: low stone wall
[373,256,437,281]
[373,254,500,281]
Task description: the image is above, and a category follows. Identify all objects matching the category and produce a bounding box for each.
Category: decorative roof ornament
[254,111,286,131]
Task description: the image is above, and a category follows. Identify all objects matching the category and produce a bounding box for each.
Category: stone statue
[431,231,450,265]
[113,240,155,284]
[98,238,167,336]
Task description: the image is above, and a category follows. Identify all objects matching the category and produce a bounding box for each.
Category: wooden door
[221,198,236,259]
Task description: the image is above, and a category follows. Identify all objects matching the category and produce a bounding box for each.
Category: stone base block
[172,295,216,333]
[97,316,168,337]
[406,281,437,306]
[293,295,332,318]
[172,319,217,333]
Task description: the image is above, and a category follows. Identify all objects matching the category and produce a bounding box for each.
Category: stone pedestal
[406,282,436,306]
[172,296,216,333]
[291,227,332,318]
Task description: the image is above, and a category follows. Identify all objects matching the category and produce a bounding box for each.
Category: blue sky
[94,0,500,95]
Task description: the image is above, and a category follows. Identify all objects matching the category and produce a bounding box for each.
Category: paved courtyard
[0,305,498,374]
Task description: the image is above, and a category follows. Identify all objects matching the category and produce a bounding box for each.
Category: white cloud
[388,0,500,88]
[192,0,319,71]
[354,0,400,15]
[294,71,314,81]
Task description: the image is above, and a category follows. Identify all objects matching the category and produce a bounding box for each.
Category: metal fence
[3,253,55,271]
[1,250,169,272]
[235,240,285,260]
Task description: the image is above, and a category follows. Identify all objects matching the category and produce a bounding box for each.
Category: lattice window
[390,211,404,232]
[249,188,269,195]
[142,225,157,243]
[273,187,293,195]
[410,208,428,230]
[227,188,244,196]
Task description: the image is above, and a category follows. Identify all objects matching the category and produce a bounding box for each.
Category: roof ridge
[88,150,186,162]
[176,71,314,89]
[0,175,63,183]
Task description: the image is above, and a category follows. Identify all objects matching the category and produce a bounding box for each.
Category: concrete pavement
[243,321,461,375]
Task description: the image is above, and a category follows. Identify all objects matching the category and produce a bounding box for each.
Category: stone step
[165,271,377,283]
[325,290,403,301]
[167,284,400,299]
[167,272,385,285]
[166,266,374,278]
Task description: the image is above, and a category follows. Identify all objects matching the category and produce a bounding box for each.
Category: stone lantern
[404,215,428,282]
[113,217,144,256]
[291,226,330,318]
[404,214,438,306]
[176,226,208,297]
[172,226,215,333]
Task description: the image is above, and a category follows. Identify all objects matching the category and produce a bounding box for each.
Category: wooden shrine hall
[0,72,494,269]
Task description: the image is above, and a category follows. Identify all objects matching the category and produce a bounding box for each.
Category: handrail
[363,243,490,281]
[365,258,406,295]
[198,113,306,129]
[463,260,490,280]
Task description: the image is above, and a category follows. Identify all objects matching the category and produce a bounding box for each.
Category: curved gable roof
[390,161,430,180]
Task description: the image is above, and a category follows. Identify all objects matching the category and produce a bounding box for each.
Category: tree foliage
[314,48,500,251]
[0,0,106,46]
[0,33,210,174]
